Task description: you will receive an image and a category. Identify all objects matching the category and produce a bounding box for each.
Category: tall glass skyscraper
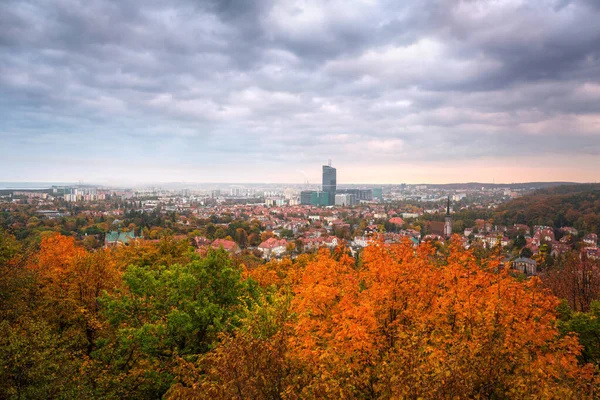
[322,165,336,206]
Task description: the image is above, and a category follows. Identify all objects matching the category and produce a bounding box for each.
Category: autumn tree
[25,234,121,354]
[248,232,261,247]
[168,294,296,400]
[176,238,598,399]
[234,227,248,248]
[544,252,600,312]
[0,229,26,319]
[0,318,83,399]
[1,233,121,398]
[111,235,194,270]
[261,230,275,242]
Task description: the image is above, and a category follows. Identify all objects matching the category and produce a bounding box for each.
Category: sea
[0,182,75,190]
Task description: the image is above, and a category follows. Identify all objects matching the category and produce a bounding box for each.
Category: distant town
[2,163,597,279]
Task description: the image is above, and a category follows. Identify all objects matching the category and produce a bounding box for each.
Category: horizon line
[0,180,591,187]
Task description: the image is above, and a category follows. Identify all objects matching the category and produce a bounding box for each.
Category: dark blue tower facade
[322,165,336,206]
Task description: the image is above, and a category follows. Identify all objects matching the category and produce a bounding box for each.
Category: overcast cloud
[1,0,600,184]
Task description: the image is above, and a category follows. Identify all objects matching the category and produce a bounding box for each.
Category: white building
[335,193,356,206]
[402,212,420,219]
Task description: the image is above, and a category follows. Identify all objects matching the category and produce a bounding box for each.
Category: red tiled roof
[211,239,239,251]
[389,217,405,226]
[258,237,287,250]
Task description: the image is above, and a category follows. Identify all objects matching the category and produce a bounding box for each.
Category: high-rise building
[322,164,336,206]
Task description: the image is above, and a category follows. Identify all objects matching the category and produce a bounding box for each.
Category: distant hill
[426,182,579,190]
[494,184,600,234]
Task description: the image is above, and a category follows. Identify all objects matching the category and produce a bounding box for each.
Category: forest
[2,229,600,399]
[494,184,600,234]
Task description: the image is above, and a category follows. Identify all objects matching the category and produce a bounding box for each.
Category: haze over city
[2,0,600,184]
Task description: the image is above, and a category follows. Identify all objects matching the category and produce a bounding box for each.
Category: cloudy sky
[1,0,600,184]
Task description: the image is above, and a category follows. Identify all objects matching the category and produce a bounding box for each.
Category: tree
[26,234,121,354]
[0,228,21,271]
[520,247,534,258]
[0,229,29,321]
[234,228,248,248]
[167,294,295,400]
[248,232,261,247]
[174,238,598,398]
[514,234,526,249]
[261,231,275,242]
[0,318,83,399]
[215,227,227,239]
[279,229,294,239]
[81,235,101,250]
[112,236,193,270]
[544,253,600,312]
[91,248,256,398]
[286,242,296,254]
[558,300,600,366]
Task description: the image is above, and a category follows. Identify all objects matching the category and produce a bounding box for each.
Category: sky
[1,0,600,185]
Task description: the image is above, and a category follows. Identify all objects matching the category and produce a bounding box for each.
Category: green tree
[520,247,534,258]
[91,248,257,398]
[514,235,526,249]
[279,229,294,239]
[0,229,20,267]
[558,301,600,366]
[214,227,227,239]
[0,318,83,399]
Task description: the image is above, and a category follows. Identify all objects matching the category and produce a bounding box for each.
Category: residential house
[257,237,288,259]
[512,257,537,276]
[211,239,241,254]
[389,217,405,227]
[584,233,598,248]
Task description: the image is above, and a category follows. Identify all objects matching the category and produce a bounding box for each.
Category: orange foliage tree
[110,236,193,270]
[27,234,121,354]
[243,253,314,290]
[171,238,598,399]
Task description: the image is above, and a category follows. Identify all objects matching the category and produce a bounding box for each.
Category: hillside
[426,182,578,190]
[494,184,600,234]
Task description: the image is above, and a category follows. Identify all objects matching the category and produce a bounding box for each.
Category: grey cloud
[1,0,600,182]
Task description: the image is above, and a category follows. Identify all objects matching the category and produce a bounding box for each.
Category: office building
[300,190,330,206]
[300,190,315,205]
[312,191,330,206]
[322,164,336,206]
[372,187,383,201]
[338,188,372,202]
[335,193,356,206]
[358,189,372,201]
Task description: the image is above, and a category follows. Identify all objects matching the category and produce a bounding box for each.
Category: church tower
[444,196,453,237]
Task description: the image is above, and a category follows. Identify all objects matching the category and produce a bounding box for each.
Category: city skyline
[0,173,596,188]
[2,0,600,183]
